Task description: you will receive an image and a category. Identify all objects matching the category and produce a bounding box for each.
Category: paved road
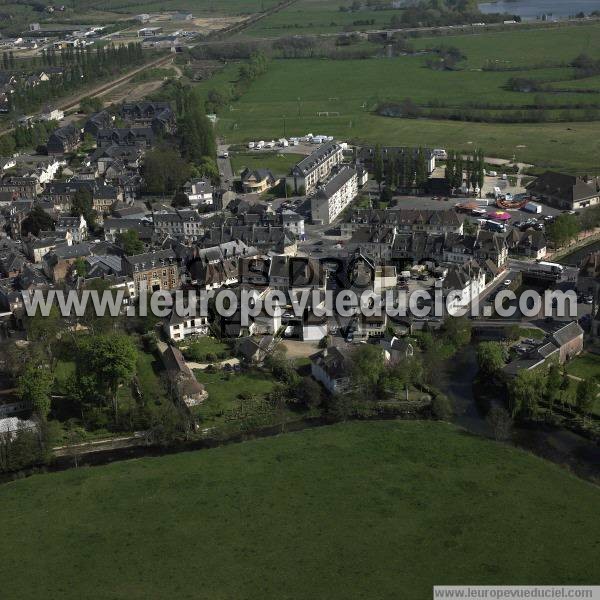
[217,142,235,190]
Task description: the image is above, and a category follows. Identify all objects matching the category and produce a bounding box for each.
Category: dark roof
[310,347,351,380]
[551,321,583,347]
[315,166,356,200]
[291,141,341,177]
[527,171,599,204]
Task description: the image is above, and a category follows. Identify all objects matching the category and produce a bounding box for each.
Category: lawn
[0,421,598,599]
[230,151,305,176]
[181,336,231,360]
[566,352,600,381]
[192,368,276,424]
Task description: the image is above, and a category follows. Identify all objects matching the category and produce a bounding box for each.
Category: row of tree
[372,144,430,194]
[445,149,484,192]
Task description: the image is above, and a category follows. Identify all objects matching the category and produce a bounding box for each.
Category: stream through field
[438,344,600,481]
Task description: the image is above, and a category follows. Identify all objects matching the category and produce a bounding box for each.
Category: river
[557,240,600,266]
[439,344,600,481]
[479,0,600,19]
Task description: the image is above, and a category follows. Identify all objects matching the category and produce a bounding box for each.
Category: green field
[240,0,396,37]
[230,151,305,176]
[209,56,600,170]
[0,421,598,599]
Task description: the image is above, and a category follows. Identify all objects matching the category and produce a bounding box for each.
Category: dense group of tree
[476,341,596,428]
[5,43,146,115]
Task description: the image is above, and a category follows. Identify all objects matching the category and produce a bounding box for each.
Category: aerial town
[0,1,598,598]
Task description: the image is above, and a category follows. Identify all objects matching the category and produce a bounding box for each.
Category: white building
[443,261,486,314]
[287,141,344,195]
[311,166,358,225]
[280,209,305,239]
[165,312,210,342]
[183,179,213,206]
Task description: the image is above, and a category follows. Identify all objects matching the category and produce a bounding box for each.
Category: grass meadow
[207,55,600,171]
[0,421,598,599]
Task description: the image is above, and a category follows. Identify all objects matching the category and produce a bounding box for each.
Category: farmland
[239,0,397,37]
[0,421,598,600]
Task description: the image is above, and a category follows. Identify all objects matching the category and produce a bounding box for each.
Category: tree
[71,188,96,230]
[477,341,507,377]
[509,369,544,418]
[351,344,385,393]
[21,204,54,237]
[142,146,192,194]
[172,190,190,208]
[72,257,88,279]
[576,379,596,422]
[78,334,138,422]
[431,394,453,420]
[24,303,63,367]
[545,362,562,412]
[79,95,104,113]
[443,315,471,348]
[18,365,54,419]
[373,144,384,192]
[294,376,323,408]
[486,405,513,441]
[546,214,580,248]
[116,230,144,256]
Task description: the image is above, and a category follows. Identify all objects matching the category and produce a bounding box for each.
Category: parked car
[503,279,512,286]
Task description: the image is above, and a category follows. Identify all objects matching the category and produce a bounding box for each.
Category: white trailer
[524,201,542,214]
[535,261,564,274]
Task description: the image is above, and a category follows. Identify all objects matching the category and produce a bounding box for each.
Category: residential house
[123,249,179,297]
[152,209,203,242]
[96,128,154,148]
[42,242,91,282]
[280,210,305,239]
[165,311,210,342]
[47,124,80,154]
[342,208,464,237]
[241,168,277,194]
[505,229,547,260]
[83,111,112,137]
[183,179,213,206]
[443,260,486,314]
[56,215,87,243]
[379,335,414,363]
[310,347,353,394]
[157,341,208,407]
[504,321,584,377]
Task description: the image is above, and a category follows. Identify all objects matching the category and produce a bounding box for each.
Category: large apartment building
[287,141,343,194]
[123,249,179,297]
[311,166,358,225]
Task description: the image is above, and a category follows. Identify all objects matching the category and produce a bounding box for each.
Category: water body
[479,0,600,20]
[557,239,600,266]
